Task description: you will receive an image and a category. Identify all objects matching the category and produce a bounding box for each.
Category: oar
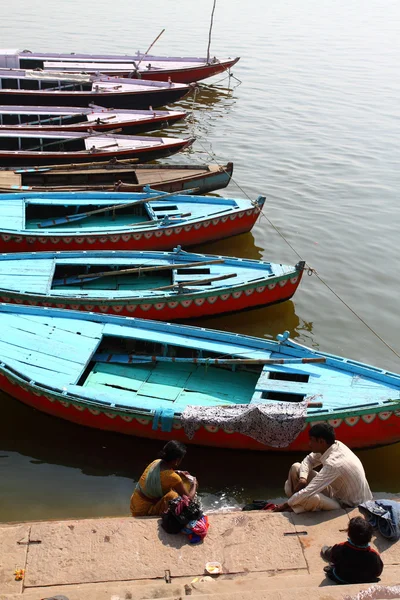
[27,128,122,153]
[135,29,166,71]
[93,354,327,366]
[153,272,236,290]
[36,186,199,228]
[53,258,225,286]
[125,211,191,227]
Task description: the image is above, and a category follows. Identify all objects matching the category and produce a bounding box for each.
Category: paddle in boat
[0,247,305,319]
[0,160,233,194]
[0,303,398,451]
[0,48,240,84]
[0,189,264,252]
[0,129,194,166]
[0,104,187,135]
[0,69,192,109]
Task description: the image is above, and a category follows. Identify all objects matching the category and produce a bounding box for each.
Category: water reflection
[179,81,239,111]
[186,299,301,341]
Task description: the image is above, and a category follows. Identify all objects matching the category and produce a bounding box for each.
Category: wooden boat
[0,160,234,194]
[0,303,398,451]
[0,248,305,319]
[0,104,187,134]
[0,190,264,252]
[0,130,195,166]
[0,69,192,109]
[0,49,240,84]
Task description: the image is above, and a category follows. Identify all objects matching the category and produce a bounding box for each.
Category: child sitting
[321,516,383,584]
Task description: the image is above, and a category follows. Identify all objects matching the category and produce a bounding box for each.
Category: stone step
[2,568,399,600]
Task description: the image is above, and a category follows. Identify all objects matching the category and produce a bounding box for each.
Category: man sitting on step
[273,423,373,513]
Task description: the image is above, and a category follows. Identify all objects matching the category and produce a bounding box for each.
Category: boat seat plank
[0,314,94,353]
[8,313,104,340]
[0,338,79,379]
[0,320,100,370]
[1,356,73,387]
[0,200,24,229]
[0,277,52,293]
[0,261,54,275]
[101,323,270,358]
[256,371,398,394]
[0,331,80,374]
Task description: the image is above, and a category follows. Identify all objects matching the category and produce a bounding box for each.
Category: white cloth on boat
[287,441,373,511]
[180,400,308,448]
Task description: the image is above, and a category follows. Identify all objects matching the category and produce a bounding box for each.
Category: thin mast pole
[206,0,217,64]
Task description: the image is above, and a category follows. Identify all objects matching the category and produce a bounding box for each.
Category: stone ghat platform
[1,507,399,600]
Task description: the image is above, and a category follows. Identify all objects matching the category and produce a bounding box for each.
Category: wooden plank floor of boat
[135,167,211,184]
[0,172,21,187]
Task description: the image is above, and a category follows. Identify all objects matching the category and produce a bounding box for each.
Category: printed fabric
[181,401,308,448]
[182,516,210,544]
[161,495,209,543]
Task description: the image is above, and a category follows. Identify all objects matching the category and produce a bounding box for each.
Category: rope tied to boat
[192,134,400,362]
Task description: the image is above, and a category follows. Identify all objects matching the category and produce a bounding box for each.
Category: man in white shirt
[273,423,373,513]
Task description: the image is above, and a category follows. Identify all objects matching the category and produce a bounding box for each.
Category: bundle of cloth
[359,499,400,541]
[161,495,209,544]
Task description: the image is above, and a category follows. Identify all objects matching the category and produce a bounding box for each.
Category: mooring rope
[188,132,400,361]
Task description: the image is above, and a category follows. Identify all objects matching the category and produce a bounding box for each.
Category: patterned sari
[130,459,183,517]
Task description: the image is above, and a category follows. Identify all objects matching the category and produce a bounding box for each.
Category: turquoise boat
[0,304,398,452]
[0,248,305,320]
[0,190,265,253]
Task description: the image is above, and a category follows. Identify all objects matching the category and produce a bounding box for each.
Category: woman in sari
[130,440,198,517]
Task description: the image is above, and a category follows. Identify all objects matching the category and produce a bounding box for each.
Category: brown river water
[0,0,399,522]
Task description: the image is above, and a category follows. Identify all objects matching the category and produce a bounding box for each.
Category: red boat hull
[106,58,240,83]
[0,207,260,253]
[0,113,186,136]
[1,370,399,451]
[0,271,303,320]
[0,138,194,166]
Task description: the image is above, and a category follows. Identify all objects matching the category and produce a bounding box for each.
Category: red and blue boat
[0,303,398,451]
[0,248,304,319]
[0,189,264,252]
